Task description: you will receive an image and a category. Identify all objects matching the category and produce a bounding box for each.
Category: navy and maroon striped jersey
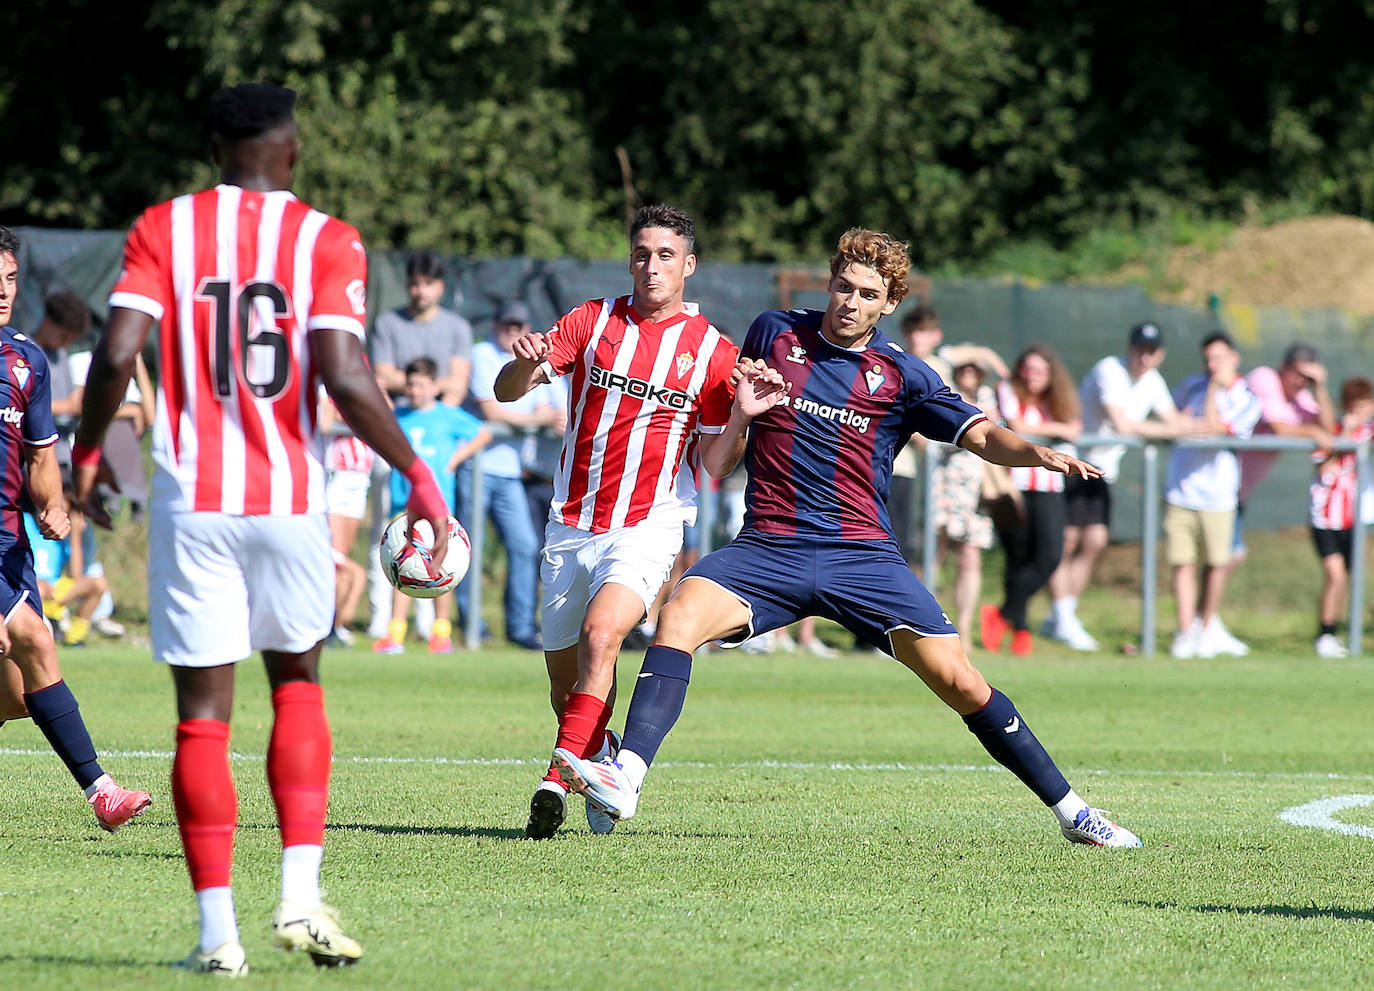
[741,309,985,541]
[0,328,58,540]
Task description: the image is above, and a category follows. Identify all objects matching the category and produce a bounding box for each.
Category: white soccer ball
[379,513,471,598]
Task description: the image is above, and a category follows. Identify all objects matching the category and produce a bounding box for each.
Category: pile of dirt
[1161,215,1374,314]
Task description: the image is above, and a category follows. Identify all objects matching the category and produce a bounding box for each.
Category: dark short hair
[901,305,939,332]
[631,204,695,254]
[0,225,18,259]
[405,251,446,283]
[405,357,439,380]
[1201,330,1236,351]
[1340,376,1373,408]
[210,83,297,141]
[44,291,92,336]
[1282,342,1319,367]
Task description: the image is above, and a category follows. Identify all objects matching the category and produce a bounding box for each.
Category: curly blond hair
[828,228,911,304]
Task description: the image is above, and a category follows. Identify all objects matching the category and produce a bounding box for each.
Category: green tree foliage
[2,1,1373,264]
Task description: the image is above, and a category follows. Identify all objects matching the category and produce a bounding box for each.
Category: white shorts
[149,511,335,666]
[540,518,685,651]
[326,468,371,521]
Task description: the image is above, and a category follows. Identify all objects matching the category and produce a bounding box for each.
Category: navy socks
[26,680,104,790]
[619,645,693,766]
[961,687,1070,806]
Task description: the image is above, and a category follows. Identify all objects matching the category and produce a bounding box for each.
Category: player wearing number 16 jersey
[73,83,452,976]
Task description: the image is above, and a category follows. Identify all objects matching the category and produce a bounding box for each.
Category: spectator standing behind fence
[366,252,475,639]
[1307,376,1374,659]
[1043,322,1199,651]
[979,344,1081,656]
[1164,332,1262,659]
[461,301,560,651]
[930,359,999,637]
[1231,343,1337,568]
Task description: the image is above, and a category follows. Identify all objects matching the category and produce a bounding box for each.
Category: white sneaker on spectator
[1057,615,1099,652]
[801,638,839,658]
[740,631,774,654]
[1315,633,1349,658]
[1038,616,1060,641]
[773,629,798,652]
[1170,626,1198,659]
[1201,616,1248,657]
[1188,618,1218,658]
[93,617,126,638]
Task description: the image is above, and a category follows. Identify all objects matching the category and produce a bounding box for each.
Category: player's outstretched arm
[699,359,788,478]
[73,307,155,525]
[493,332,552,402]
[312,329,450,565]
[959,419,1103,479]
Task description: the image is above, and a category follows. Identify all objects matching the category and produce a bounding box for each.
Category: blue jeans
[455,467,540,641]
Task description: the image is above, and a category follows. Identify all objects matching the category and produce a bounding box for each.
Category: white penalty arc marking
[1278,794,1374,839]
[3,746,1374,785]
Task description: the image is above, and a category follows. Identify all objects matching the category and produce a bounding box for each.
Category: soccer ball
[379,514,471,598]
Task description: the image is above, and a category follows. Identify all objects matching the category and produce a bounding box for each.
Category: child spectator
[26,492,109,647]
[319,395,374,646]
[372,358,490,655]
[1308,376,1374,659]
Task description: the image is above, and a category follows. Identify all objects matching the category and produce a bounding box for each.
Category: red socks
[173,719,236,891]
[266,681,332,849]
[545,691,610,785]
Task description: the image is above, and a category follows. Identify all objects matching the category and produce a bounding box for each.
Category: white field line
[1278,795,1374,839]
[2,746,1374,784]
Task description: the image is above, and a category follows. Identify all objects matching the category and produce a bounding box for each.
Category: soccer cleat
[525,779,567,839]
[979,604,1008,652]
[371,636,404,655]
[1061,807,1143,848]
[584,731,621,834]
[428,633,453,654]
[552,747,639,821]
[272,900,363,967]
[1315,633,1349,659]
[174,940,249,977]
[1010,629,1033,656]
[89,779,152,833]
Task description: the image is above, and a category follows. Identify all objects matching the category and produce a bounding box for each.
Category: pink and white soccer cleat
[89,779,153,833]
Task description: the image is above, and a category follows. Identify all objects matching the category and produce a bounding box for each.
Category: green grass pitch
[2,642,1373,990]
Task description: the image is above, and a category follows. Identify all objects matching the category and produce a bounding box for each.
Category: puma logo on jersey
[0,406,24,425]
[589,364,690,410]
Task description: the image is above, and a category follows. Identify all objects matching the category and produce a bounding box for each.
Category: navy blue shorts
[683,530,958,654]
[0,537,41,623]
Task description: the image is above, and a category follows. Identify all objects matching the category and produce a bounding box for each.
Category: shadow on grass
[87,847,181,860]
[1137,901,1374,923]
[0,953,148,969]
[331,822,526,840]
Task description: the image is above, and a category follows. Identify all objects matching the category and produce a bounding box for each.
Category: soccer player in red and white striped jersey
[73,83,451,976]
[494,204,785,839]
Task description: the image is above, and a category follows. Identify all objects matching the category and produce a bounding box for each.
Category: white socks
[281,844,323,908]
[1052,788,1090,828]
[616,750,648,791]
[1052,597,1078,625]
[196,886,239,952]
[83,772,112,799]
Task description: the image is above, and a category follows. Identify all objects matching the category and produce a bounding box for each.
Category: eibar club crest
[11,359,29,390]
[864,363,885,395]
[675,351,695,378]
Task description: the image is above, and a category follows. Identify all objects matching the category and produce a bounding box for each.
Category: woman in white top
[980,344,1081,656]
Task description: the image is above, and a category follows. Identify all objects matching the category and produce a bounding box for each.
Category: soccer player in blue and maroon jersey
[0,225,151,832]
[555,228,1143,848]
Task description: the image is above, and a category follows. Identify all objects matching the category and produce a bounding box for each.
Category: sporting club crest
[675,351,696,378]
[864,364,885,395]
[11,359,30,390]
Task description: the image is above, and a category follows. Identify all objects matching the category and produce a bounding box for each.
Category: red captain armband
[71,442,102,469]
[402,459,449,521]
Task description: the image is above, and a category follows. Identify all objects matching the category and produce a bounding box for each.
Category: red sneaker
[979,604,1008,652]
[428,634,453,654]
[372,636,404,655]
[1010,629,1033,656]
[89,779,152,833]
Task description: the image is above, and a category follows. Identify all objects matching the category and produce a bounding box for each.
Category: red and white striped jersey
[325,435,375,474]
[1310,421,1373,531]
[538,296,737,532]
[996,381,1065,493]
[110,184,368,515]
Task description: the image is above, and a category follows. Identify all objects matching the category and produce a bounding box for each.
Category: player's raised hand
[733,359,788,418]
[511,331,551,364]
[1038,447,1104,480]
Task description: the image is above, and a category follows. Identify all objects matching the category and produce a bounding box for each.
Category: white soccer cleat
[272,900,363,967]
[1061,807,1142,848]
[1315,633,1349,659]
[174,940,249,977]
[552,748,639,821]
[584,731,621,834]
[1201,617,1248,657]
